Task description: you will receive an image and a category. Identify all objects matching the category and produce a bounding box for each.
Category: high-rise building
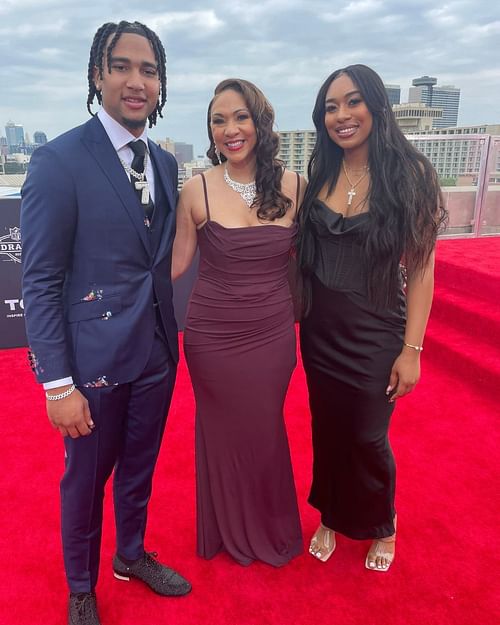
[157,137,175,154]
[409,75,437,107]
[0,137,7,158]
[174,142,194,167]
[157,138,194,168]
[33,131,48,145]
[406,124,500,181]
[430,86,461,128]
[384,84,401,106]
[392,103,443,133]
[409,76,460,128]
[5,121,25,148]
[278,130,316,178]
[176,158,212,189]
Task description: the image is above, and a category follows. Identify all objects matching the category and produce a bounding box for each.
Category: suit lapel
[81,117,150,254]
[148,140,176,213]
[148,140,176,259]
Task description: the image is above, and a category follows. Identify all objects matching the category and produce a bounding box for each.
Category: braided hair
[86,21,167,128]
[206,79,292,222]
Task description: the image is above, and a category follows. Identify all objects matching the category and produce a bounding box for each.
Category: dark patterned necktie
[128,139,154,223]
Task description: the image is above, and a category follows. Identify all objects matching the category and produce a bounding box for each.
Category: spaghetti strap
[200,172,211,220]
[294,172,301,221]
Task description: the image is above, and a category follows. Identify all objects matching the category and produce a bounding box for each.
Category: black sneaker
[113,551,191,597]
[68,592,101,625]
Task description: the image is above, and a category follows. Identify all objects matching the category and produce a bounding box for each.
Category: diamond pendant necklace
[120,153,150,205]
[342,159,369,206]
[224,165,256,207]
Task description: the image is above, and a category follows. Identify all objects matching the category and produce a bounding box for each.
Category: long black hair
[298,64,447,311]
[206,78,291,221]
[86,20,167,128]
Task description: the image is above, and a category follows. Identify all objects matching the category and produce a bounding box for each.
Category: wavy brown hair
[206,78,291,221]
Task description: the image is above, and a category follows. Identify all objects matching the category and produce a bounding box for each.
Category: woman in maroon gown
[172,79,304,566]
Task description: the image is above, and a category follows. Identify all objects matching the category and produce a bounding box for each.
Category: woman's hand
[386,250,435,402]
[386,349,421,402]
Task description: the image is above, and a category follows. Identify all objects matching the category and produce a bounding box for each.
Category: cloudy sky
[1,0,499,155]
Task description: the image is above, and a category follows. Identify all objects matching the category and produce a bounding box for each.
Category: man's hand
[46,386,94,438]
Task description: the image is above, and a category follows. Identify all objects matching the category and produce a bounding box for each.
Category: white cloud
[459,20,500,42]
[140,11,224,36]
[0,0,60,15]
[7,70,85,99]
[322,0,382,22]
[38,48,63,59]
[425,5,461,26]
[0,19,67,37]
[220,0,303,22]
[377,14,404,28]
[0,0,498,153]
[172,72,229,93]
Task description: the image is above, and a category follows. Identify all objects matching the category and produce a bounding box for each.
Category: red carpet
[0,237,498,625]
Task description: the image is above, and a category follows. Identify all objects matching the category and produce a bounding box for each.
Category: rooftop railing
[406,134,500,237]
[2,135,500,237]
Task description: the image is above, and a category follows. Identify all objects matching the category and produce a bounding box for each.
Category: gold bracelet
[404,342,423,352]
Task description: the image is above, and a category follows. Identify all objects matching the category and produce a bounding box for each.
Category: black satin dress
[300,200,406,540]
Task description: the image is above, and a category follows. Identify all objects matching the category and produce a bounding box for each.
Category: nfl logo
[9,227,21,242]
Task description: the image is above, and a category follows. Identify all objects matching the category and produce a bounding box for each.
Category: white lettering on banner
[0,227,22,263]
[4,299,24,312]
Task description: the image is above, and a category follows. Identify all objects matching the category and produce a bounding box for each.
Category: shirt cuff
[43,377,74,390]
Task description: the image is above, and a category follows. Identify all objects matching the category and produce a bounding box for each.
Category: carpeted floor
[0,236,498,625]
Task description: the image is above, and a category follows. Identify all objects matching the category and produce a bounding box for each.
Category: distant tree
[4,161,27,174]
[439,177,457,187]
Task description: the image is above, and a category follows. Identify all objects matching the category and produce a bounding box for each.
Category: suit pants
[61,333,176,593]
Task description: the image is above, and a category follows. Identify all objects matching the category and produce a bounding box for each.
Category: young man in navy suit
[21,21,191,625]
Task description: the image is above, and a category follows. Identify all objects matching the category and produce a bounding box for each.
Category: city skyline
[1,0,499,154]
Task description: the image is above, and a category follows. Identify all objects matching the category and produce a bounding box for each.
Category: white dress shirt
[97,107,156,202]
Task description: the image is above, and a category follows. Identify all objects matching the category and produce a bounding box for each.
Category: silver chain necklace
[120,152,150,205]
[223,165,256,207]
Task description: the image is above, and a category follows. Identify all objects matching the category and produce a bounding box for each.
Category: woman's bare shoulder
[281,168,307,199]
[179,171,211,202]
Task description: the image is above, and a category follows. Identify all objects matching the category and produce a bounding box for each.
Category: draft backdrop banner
[0,197,197,350]
[0,198,25,349]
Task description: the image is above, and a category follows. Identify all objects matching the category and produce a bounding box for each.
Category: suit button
[105,311,112,318]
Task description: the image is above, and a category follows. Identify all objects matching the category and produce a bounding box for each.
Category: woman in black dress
[297,65,446,571]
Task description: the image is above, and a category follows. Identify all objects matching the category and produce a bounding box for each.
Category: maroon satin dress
[183,174,303,566]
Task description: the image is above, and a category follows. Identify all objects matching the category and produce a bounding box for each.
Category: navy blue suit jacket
[21,115,179,386]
